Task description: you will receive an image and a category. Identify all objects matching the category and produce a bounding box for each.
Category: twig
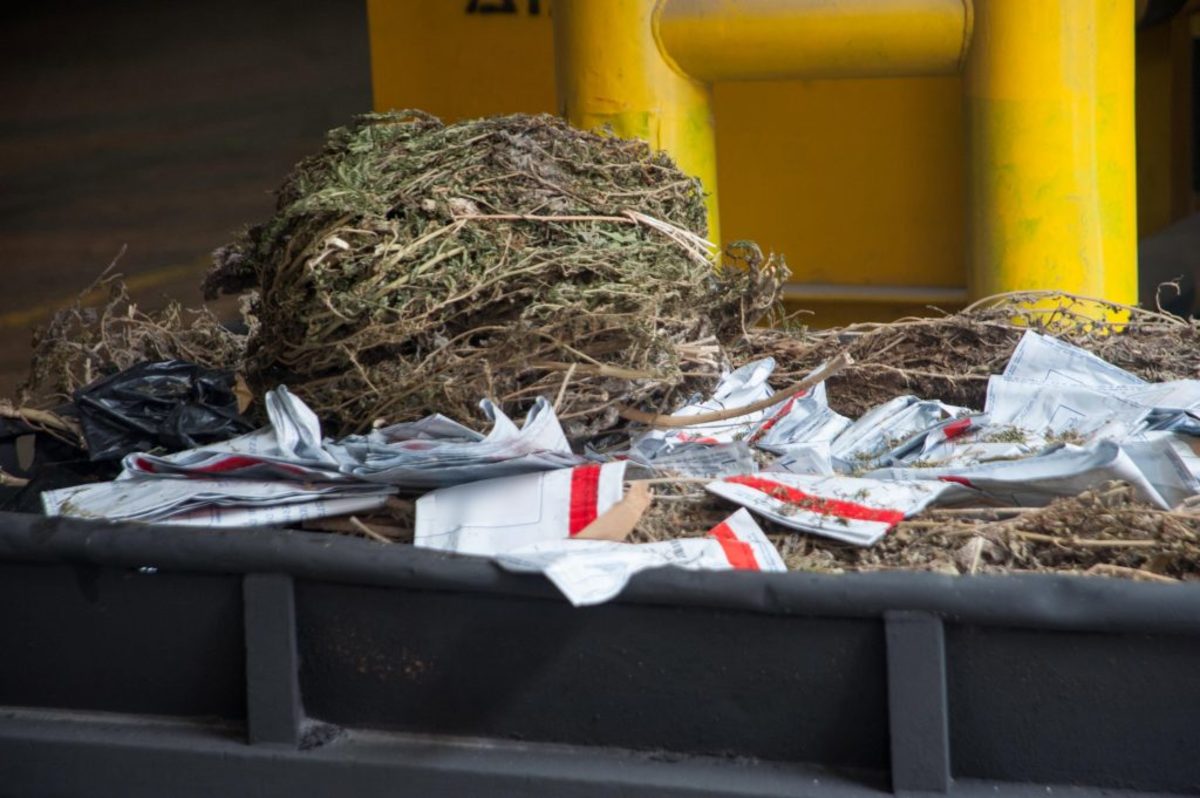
[1086,564,1178,583]
[617,352,852,428]
[0,469,29,488]
[962,289,1186,326]
[454,212,630,223]
[531,360,658,381]
[553,363,577,413]
[349,516,393,544]
[627,477,713,485]
[650,492,710,502]
[303,517,410,538]
[925,507,1032,520]
[1015,531,1160,548]
[963,536,984,575]
[902,521,980,530]
[0,403,82,438]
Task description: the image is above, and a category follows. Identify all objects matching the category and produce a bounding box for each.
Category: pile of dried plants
[22,267,245,405]
[739,292,1200,418]
[205,111,784,436]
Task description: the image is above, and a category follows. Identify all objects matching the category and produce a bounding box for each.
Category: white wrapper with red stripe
[123,388,582,488]
[866,439,1175,509]
[41,477,396,527]
[706,473,953,546]
[496,508,785,606]
[415,462,627,556]
[829,396,973,471]
[121,386,347,482]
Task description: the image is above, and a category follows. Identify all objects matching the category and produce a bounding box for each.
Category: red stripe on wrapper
[724,475,906,526]
[707,521,760,570]
[747,391,806,444]
[941,417,973,440]
[568,464,602,535]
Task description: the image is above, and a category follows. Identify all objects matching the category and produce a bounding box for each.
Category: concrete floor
[0,0,372,397]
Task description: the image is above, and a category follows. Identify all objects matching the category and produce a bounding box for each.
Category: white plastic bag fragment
[706,473,952,546]
[496,509,785,606]
[42,478,396,527]
[904,414,1046,468]
[1145,430,1200,484]
[1107,433,1200,508]
[415,462,628,556]
[867,439,1171,509]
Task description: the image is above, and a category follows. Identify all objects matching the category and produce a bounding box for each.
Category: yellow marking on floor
[0,262,204,330]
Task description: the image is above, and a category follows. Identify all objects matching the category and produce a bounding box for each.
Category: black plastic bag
[74,360,253,461]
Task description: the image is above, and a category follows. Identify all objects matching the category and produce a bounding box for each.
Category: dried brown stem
[618,352,852,428]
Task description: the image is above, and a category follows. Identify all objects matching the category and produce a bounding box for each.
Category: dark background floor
[0,0,373,396]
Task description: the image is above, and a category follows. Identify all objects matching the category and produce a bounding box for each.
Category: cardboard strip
[574,480,652,542]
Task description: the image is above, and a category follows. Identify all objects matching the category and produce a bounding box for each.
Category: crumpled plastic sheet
[74,360,252,461]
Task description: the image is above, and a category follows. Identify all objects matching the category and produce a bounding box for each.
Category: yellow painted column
[965,0,1138,304]
[552,0,720,243]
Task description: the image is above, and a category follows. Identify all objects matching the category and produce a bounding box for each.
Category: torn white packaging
[42,477,396,527]
[750,381,850,451]
[633,358,777,458]
[1117,381,1200,416]
[706,473,951,546]
[765,443,835,476]
[495,508,785,606]
[1118,432,1200,508]
[622,440,757,478]
[988,330,1200,431]
[1003,330,1145,387]
[867,439,1171,509]
[903,414,1046,468]
[415,462,628,556]
[127,388,582,489]
[332,396,583,488]
[830,396,973,471]
[983,377,1146,441]
[124,386,346,481]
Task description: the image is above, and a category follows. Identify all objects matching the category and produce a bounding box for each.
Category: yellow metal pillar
[552,0,720,242]
[965,0,1138,304]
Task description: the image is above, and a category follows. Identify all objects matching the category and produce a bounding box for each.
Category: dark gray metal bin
[0,511,1198,797]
